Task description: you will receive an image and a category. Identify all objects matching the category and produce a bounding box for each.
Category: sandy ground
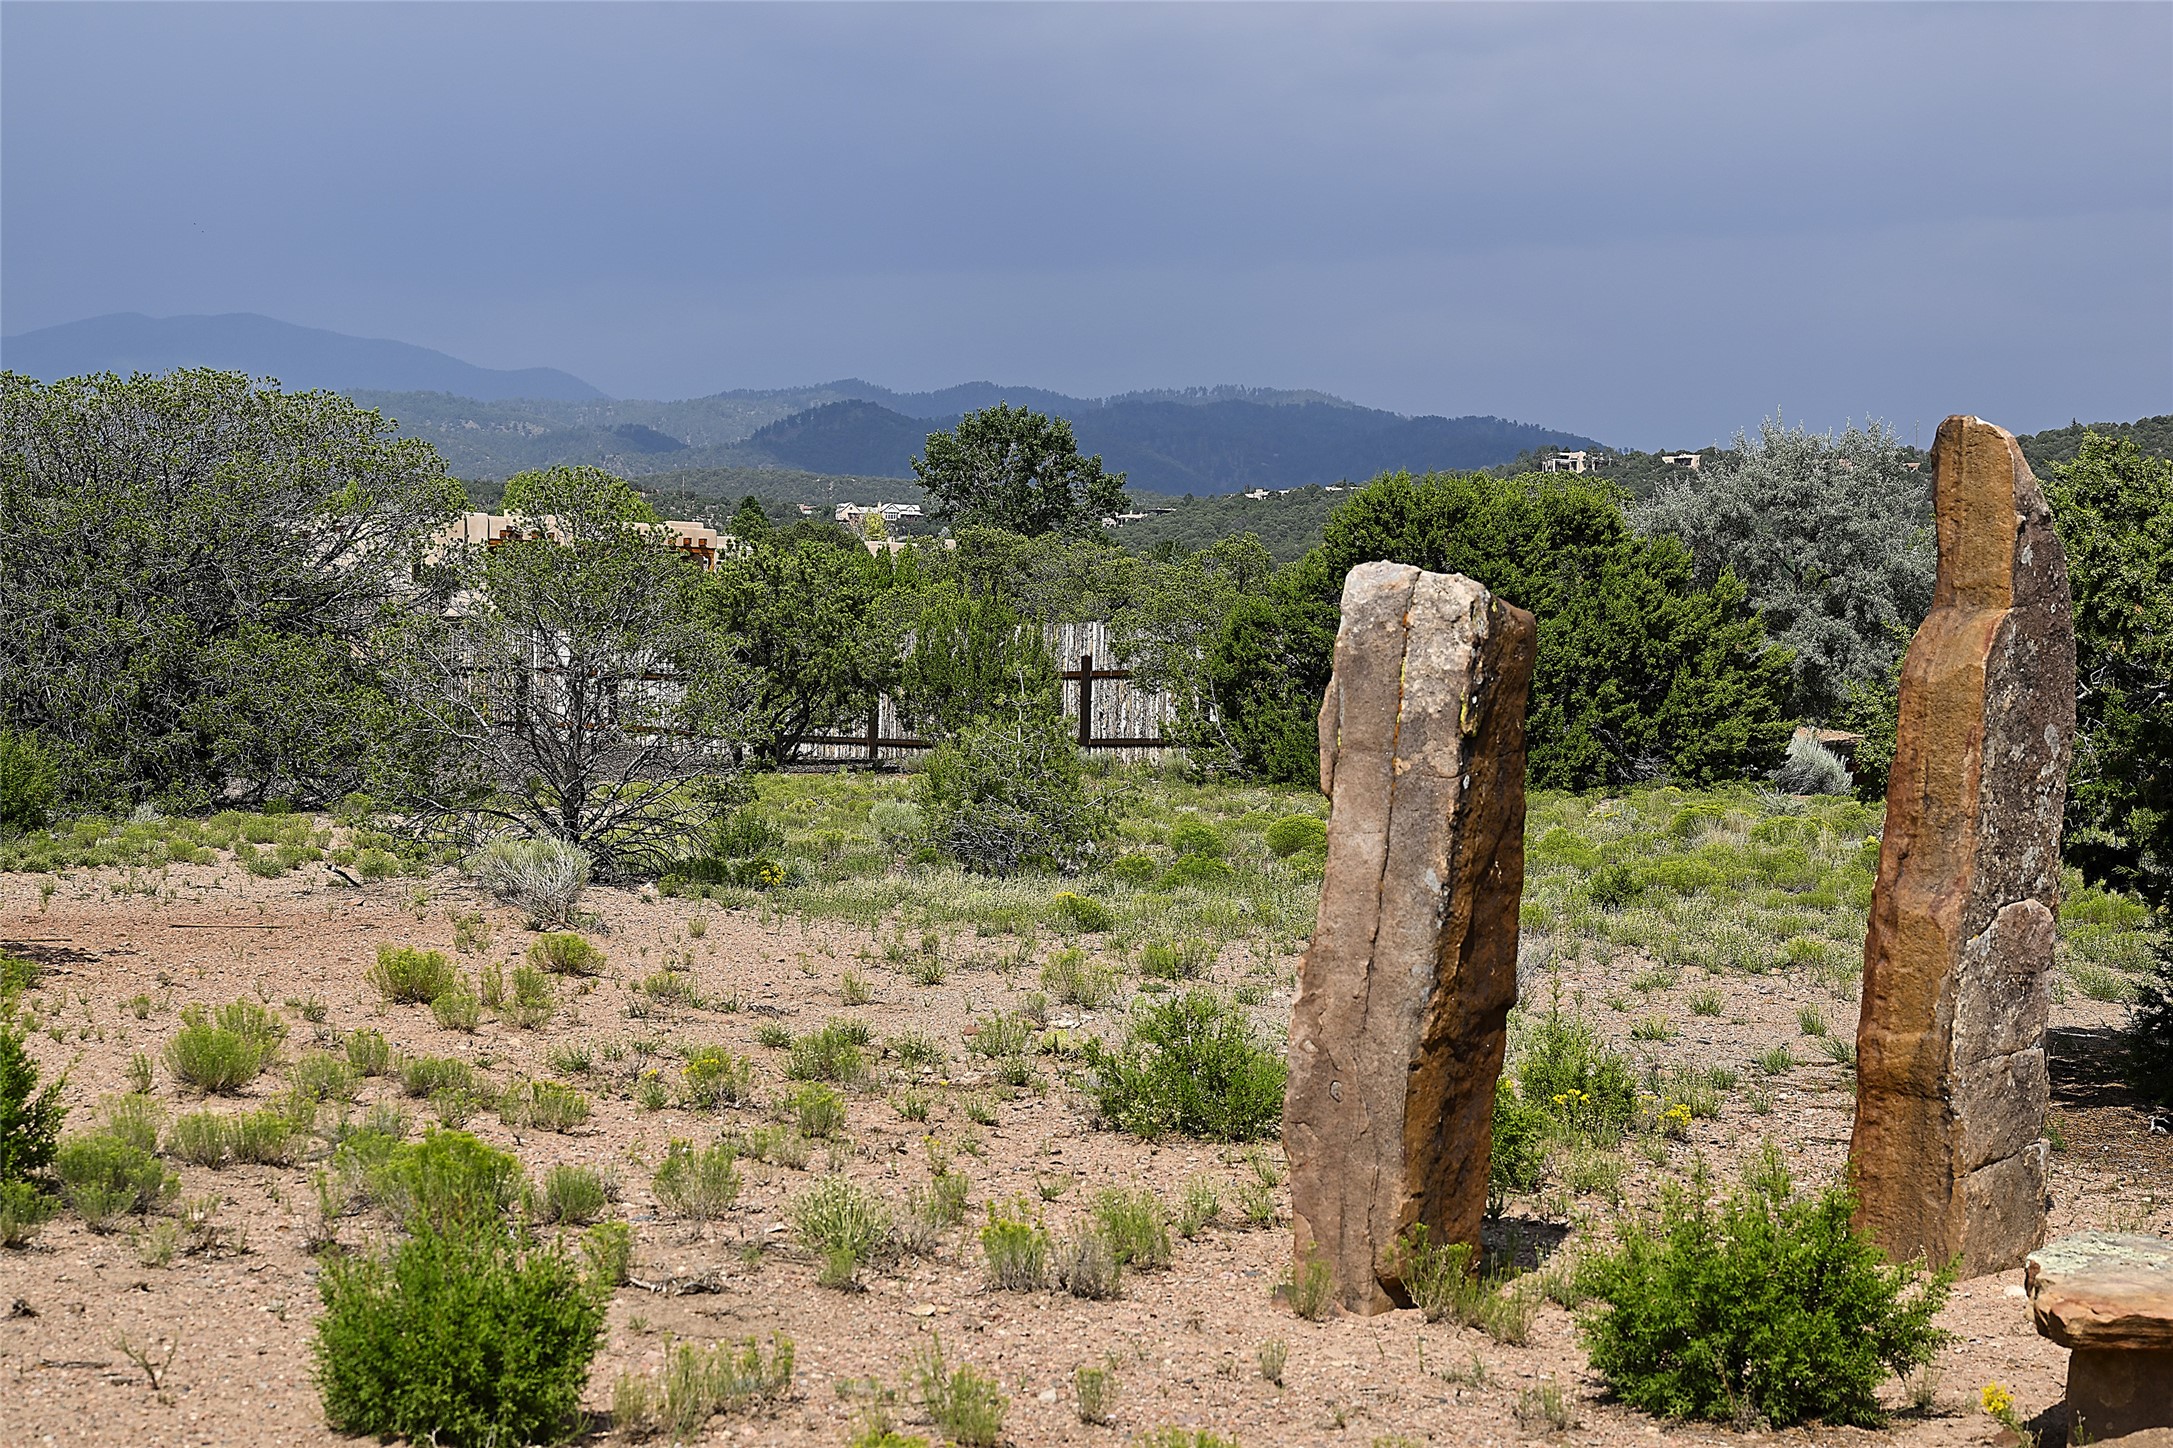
[1,855,2166,1448]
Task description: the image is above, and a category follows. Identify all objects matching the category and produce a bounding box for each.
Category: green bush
[497,1081,591,1134]
[1082,990,1285,1141]
[345,1028,394,1077]
[534,1164,611,1226]
[1107,851,1158,885]
[0,1177,58,1247]
[528,933,605,977]
[2126,932,2173,1107]
[1,1005,66,1182]
[652,1139,741,1219]
[978,1198,1050,1291]
[1576,1151,1950,1428]
[369,945,457,1004]
[54,1132,178,1228]
[314,1220,606,1447]
[164,1000,285,1094]
[610,1333,796,1438]
[910,1333,1007,1448]
[1167,819,1227,858]
[400,1056,476,1099]
[1156,853,1234,890]
[682,1046,756,1109]
[166,1110,231,1167]
[919,701,1112,876]
[1516,1006,1638,1141]
[788,1083,848,1139]
[1091,1188,1172,1270]
[1049,890,1116,933]
[369,1129,524,1232]
[791,1174,891,1283]
[1264,814,1327,858]
[0,730,60,832]
[787,1021,869,1084]
[1489,1079,1548,1204]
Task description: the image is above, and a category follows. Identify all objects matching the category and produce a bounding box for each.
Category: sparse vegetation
[164,1000,285,1094]
[1083,990,1285,1140]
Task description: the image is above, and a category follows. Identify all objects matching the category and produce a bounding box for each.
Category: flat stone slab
[2027,1233,2173,1350]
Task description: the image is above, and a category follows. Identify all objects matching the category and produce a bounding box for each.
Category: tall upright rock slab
[1850,415,2077,1277]
[1284,562,1536,1315]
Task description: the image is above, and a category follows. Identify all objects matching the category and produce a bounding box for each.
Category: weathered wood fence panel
[792,621,1181,767]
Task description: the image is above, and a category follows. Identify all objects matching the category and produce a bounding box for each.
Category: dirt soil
[2,855,2167,1448]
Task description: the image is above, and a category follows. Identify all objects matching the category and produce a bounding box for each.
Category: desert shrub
[1516,1006,1638,1141]
[1054,1225,1123,1299]
[431,983,482,1032]
[1772,733,1851,796]
[504,965,556,1028]
[1049,890,1116,933]
[581,1219,632,1287]
[963,1011,1033,1059]
[979,1198,1050,1290]
[230,1108,306,1165]
[1576,1150,1950,1428]
[313,1219,606,1447]
[370,1129,525,1232]
[290,1052,360,1105]
[652,1139,741,1219]
[1264,814,1327,858]
[611,1333,796,1438]
[787,1021,870,1084]
[498,1081,591,1134]
[0,731,60,831]
[400,1056,476,1099]
[1138,937,1214,980]
[1167,819,1227,857]
[919,702,1112,876]
[528,933,605,977]
[165,1000,284,1094]
[910,1334,1007,1448]
[166,1110,231,1167]
[1091,1188,1173,1270]
[534,1164,611,1226]
[469,836,593,928]
[1490,1080,1548,1203]
[54,1132,178,1228]
[369,945,457,1004]
[1137,1432,1240,1448]
[0,952,38,994]
[1040,948,1119,1009]
[1082,990,1286,1141]
[1,1009,66,1184]
[1155,853,1234,889]
[868,799,927,851]
[1107,851,1157,885]
[682,1046,756,1109]
[0,1177,58,1247]
[345,1028,394,1077]
[788,1083,848,1139]
[791,1175,891,1285]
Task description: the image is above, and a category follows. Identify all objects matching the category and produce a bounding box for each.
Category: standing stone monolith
[1849,414,2077,1277]
[1284,561,1536,1315]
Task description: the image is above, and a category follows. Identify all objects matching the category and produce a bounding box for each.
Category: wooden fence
[792,621,1180,767]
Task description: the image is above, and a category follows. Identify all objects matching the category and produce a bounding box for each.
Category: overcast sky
[4,2,2168,446]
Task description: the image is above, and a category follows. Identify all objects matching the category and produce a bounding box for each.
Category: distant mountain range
[2,312,603,402]
[2,311,1608,495]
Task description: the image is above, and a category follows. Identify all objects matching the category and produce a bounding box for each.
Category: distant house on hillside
[436,512,740,570]
[1541,450,1607,474]
[835,502,924,533]
[1658,452,1702,471]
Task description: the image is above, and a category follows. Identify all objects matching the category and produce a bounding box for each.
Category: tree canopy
[912,403,1129,537]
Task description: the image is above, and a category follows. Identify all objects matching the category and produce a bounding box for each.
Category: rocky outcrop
[1849,415,2077,1277]
[1284,562,1537,1315]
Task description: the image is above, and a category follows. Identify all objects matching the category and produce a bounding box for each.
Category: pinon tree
[912,403,1129,537]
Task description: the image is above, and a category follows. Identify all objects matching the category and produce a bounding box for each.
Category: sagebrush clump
[1083,990,1285,1141]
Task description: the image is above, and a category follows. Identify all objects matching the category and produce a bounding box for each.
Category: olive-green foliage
[787,1020,870,1084]
[1576,1150,1950,1427]
[611,1333,797,1439]
[368,1129,525,1232]
[908,1332,1009,1448]
[1210,469,1794,787]
[313,1219,606,1448]
[0,730,60,831]
[1516,1007,1638,1141]
[681,1046,756,1109]
[0,1177,59,1246]
[534,1165,611,1226]
[912,403,1129,539]
[788,1083,848,1139]
[497,1081,591,1133]
[1488,1080,1548,1202]
[1090,1188,1173,1270]
[0,1005,66,1182]
[345,1029,394,1077]
[164,1000,285,1094]
[369,946,457,1004]
[896,586,1058,738]
[2125,933,2173,1107]
[920,701,1113,876]
[54,1133,178,1228]
[400,1056,476,1099]
[2047,432,2173,906]
[979,1198,1050,1291]
[0,370,460,811]
[1082,990,1286,1141]
[1263,814,1326,858]
[528,933,605,976]
[504,965,556,1029]
[791,1175,891,1266]
[652,1139,741,1220]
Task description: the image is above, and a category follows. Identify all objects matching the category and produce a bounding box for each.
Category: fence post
[1077,653,1095,747]
[866,701,881,765]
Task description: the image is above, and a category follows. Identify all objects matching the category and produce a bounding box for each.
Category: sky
[4,2,2169,447]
